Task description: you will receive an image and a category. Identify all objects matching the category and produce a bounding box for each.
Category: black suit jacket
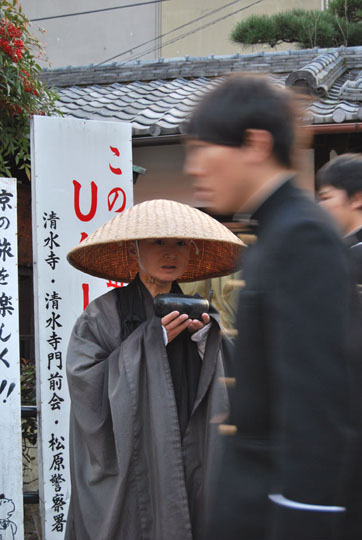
[207,180,362,540]
[345,227,362,284]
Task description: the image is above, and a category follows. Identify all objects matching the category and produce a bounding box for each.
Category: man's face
[318,185,353,234]
[184,140,251,214]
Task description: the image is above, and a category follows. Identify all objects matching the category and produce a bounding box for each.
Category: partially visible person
[318,153,362,283]
[181,271,242,331]
[184,74,362,540]
[65,199,243,540]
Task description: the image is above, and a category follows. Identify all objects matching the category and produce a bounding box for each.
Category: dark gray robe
[65,280,229,540]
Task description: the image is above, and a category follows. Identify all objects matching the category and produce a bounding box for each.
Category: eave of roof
[40,46,362,138]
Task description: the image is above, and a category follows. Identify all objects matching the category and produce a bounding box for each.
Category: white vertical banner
[31,116,133,539]
[0,178,24,539]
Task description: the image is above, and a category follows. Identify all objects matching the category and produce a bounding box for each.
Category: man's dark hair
[317,154,362,198]
[185,74,297,167]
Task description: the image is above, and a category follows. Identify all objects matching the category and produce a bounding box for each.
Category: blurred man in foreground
[184,74,362,540]
[318,153,362,284]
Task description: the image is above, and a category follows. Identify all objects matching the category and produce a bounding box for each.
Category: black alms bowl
[154,293,209,320]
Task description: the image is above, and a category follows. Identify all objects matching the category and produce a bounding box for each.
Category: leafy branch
[0,0,60,179]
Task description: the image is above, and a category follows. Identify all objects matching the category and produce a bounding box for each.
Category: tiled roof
[285,52,345,97]
[40,46,362,137]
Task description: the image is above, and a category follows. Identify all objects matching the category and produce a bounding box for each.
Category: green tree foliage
[330,0,362,21]
[0,0,59,178]
[231,0,362,50]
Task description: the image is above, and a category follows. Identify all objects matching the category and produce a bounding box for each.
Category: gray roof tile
[41,46,362,136]
[339,69,362,102]
[286,52,345,96]
[140,108,165,119]
[133,113,162,126]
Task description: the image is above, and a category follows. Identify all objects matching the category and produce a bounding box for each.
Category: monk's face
[137,238,190,283]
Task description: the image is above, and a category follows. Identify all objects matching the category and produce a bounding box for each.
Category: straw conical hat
[67,199,244,282]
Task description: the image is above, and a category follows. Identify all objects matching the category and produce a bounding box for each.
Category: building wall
[22,0,324,68]
[160,0,323,59]
[133,144,200,206]
[132,142,315,207]
[20,0,161,68]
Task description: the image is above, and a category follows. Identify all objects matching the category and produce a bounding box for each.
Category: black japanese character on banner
[47,352,63,371]
[48,392,64,411]
[0,379,15,400]
[47,331,62,351]
[52,493,66,513]
[0,189,13,211]
[0,238,14,262]
[51,512,66,533]
[44,231,60,251]
[0,348,9,368]
[50,473,66,493]
[0,268,9,286]
[48,372,63,392]
[49,433,65,452]
[43,211,60,230]
[0,323,11,342]
[0,293,14,317]
[46,312,62,331]
[45,250,60,270]
[49,452,65,471]
[45,291,62,311]
[0,217,10,230]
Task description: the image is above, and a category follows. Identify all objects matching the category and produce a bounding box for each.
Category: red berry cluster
[0,17,24,62]
[9,103,22,115]
[21,69,39,96]
[0,97,22,116]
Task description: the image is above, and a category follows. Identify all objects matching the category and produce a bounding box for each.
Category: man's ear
[350,191,362,211]
[243,129,274,164]
[128,241,137,259]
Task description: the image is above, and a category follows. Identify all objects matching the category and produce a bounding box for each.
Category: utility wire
[96,0,249,66]
[30,0,172,23]
[127,0,264,63]
[97,0,263,66]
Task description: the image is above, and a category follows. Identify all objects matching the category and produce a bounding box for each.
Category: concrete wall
[133,142,316,208]
[160,0,323,59]
[21,0,161,68]
[21,0,324,68]
[133,143,202,206]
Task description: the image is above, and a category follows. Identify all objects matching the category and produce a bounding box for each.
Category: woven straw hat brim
[67,199,244,283]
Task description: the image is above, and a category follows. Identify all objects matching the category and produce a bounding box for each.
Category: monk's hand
[161,311,190,344]
[188,313,210,334]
